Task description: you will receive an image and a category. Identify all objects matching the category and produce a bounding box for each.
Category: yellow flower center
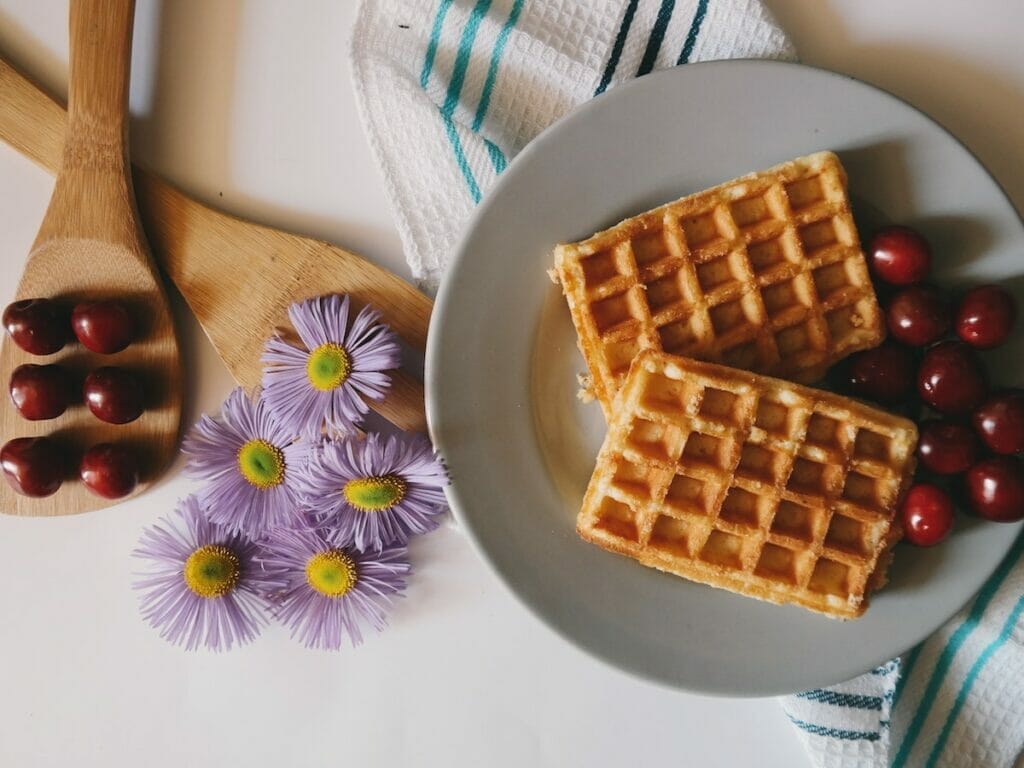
[307,343,352,391]
[306,550,358,598]
[343,474,407,512]
[237,439,285,489]
[183,545,240,598]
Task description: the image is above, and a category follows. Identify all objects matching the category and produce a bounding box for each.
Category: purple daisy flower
[261,295,401,437]
[258,524,409,649]
[132,495,278,651]
[295,432,449,551]
[183,387,307,536]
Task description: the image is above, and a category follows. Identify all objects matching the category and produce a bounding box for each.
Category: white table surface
[1,2,1021,766]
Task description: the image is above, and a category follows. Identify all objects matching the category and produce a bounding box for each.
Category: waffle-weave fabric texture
[350,2,1024,766]
[351,0,793,287]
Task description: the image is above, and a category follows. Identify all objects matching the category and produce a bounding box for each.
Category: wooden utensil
[0,0,181,517]
[0,54,432,436]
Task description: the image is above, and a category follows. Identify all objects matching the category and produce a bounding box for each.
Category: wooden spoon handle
[0,57,65,172]
[35,0,141,248]
[66,0,135,156]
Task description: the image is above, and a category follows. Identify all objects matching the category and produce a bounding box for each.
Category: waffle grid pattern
[578,351,917,618]
[554,152,884,418]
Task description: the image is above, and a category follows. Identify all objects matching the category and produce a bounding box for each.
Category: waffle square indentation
[593,497,641,542]
[696,253,742,293]
[592,292,638,334]
[854,429,893,463]
[656,317,699,355]
[646,273,685,313]
[626,418,684,464]
[665,473,717,516]
[824,514,868,556]
[805,413,843,452]
[730,194,775,230]
[771,499,815,542]
[720,486,765,528]
[775,321,815,356]
[581,249,624,289]
[640,370,693,416]
[808,558,850,596]
[698,387,742,427]
[747,230,798,275]
[710,296,760,336]
[762,277,809,319]
[785,176,825,211]
[842,471,885,512]
[700,529,744,569]
[754,397,796,439]
[755,543,799,584]
[611,460,654,501]
[787,457,834,498]
[798,219,839,254]
[812,260,852,302]
[737,443,789,485]
[632,229,672,267]
[681,431,732,471]
[649,515,691,556]
[605,336,644,379]
[680,210,724,250]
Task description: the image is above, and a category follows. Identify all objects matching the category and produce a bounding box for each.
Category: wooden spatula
[0,53,432,436]
[0,0,181,517]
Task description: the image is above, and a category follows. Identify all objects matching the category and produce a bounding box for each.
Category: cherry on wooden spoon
[0,0,181,515]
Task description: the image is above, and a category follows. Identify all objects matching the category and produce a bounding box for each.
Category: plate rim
[425,58,1024,696]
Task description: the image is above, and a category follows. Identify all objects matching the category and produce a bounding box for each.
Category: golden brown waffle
[553,152,884,419]
[577,350,917,619]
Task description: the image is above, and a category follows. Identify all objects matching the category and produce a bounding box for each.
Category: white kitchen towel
[349,3,1024,767]
[350,0,794,288]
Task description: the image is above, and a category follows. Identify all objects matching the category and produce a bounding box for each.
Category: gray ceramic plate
[426,60,1024,695]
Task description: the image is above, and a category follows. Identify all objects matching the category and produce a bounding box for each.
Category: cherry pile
[1,298,142,499]
[841,225,1021,546]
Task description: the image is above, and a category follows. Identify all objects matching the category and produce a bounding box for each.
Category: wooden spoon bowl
[0,0,181,516]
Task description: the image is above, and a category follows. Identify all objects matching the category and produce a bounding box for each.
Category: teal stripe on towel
[925,582,1024,766]
[893,532,1024,767]
[676,0,709,64]
[420,0,455,87]
[472,0,525,132]
[637,0,677,76]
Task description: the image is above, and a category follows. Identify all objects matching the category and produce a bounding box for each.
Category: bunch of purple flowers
[133,295,449,651]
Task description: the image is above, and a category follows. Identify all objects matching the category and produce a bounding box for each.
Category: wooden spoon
[0,0,181,516]
[0,53,432,435]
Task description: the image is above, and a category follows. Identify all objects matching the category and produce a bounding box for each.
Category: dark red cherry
[973,391,1024,455]
[71,300,136,354]
[83,367,145,424]
[868,226,931,285]
[8,364,73,420]
[917,341,987,415]
[2,298,68,355]
[956,285,1016,349]
[846,343,915,404]
[901,483,955,546]
[917,420,979,475]
[0,437,64,497]
[886,285,951,347]
[79,443,139,499]
[965,456,1024,522]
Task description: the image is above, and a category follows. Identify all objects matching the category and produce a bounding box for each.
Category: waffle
[576,350,917,619]
[552,151,884,419]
